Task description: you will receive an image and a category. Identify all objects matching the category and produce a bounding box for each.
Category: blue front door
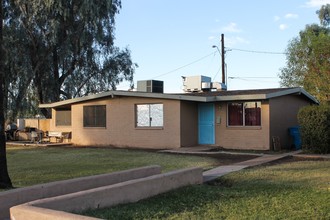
[198,103,215,145]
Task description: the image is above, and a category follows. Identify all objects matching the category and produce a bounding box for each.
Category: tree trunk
[52,47,60,102]
[0,0,13,189]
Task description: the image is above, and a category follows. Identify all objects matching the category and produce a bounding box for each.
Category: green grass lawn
[82,159,330,220]
[3,145,220,190]
[3,146,329,219]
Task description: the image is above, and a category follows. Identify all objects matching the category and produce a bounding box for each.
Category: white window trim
[136,103,164,128]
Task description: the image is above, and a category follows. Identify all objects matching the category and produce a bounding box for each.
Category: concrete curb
[0,166,161,220]
[10,167,203,220]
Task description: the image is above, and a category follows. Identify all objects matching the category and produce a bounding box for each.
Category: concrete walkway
[203,151,302,182]
[160,146,263,156]
[161,146,305,182]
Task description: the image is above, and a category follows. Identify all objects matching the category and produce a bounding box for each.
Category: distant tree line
[3,0,136,120]
[280,4,330,103]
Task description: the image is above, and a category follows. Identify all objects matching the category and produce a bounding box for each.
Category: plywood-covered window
[83,105,106,127]
[228,102,261,126]
[136,104,163,127]
[56,109,71,126]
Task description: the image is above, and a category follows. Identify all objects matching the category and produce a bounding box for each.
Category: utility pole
[221,34,225,85]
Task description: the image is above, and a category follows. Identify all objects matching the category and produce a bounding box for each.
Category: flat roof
[39,87,318,108]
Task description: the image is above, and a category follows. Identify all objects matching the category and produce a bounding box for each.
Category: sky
[114,0,330,93]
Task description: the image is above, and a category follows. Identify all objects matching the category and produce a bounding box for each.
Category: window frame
[55,109,72,126]
[135,103,164,128]
[227,101,261,127]
[83,105,107,128]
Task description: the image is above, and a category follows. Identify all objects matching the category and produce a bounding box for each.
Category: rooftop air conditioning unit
[211,82,227,91]
[137,80,164,93]
[182,75,211,92]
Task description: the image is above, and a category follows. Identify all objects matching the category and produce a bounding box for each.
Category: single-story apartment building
[39,87,318,150]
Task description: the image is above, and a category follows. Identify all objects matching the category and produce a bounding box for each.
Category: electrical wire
[228,47,287,55]
[228,76,278,79]
[116,51,218,89]
[151,52,216,79]
[119,46,290,89]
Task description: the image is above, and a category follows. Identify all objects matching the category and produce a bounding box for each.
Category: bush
[298,105,330,154]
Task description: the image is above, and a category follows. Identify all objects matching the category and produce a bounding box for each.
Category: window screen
[83,105,106,127]
[56,110,71,126]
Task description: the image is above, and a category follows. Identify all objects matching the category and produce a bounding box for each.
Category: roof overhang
[38,91,208,108]
[39,87,318,109]
[265,87,319,104]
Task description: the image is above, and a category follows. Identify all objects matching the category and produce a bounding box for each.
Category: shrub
[297,105,330,154]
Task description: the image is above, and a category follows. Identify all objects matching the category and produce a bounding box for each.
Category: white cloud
[303,0,330,8]
[208,36,215,40]
[222,22,242,33]
[279,24,289,30]
[285,13,299,19]
[274,16,281,22]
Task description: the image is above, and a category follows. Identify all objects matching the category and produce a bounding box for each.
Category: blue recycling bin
[289,126,302,150]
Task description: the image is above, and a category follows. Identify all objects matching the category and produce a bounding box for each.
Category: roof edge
[266,87,319,104]
[39,91,208,108]
[39,87,319,109]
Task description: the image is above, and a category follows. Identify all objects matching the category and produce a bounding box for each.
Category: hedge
[297,104,330,154]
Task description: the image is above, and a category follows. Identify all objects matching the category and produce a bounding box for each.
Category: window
[83,105,106,127]
[136,104,163,127]
[228,102,261,126]
[56,109,71,126]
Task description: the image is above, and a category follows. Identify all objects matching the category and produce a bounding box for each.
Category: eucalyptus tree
[279,4,330,103]
[4,0,136,118]
[0,0,12,189]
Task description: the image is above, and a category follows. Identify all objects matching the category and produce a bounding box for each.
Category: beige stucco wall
[46,94,310,150]
[23,119,51,132]
[180,101,198,147]
[269,95,312,150]
[215,101,270,150]
[61,97,182,149]
[49,109,72,133]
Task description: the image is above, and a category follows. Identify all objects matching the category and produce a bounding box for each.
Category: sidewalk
[203,151,302,182]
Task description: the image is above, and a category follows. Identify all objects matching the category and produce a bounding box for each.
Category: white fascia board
[112,91,208,102]
[266,87,319,104]
[213,94,267,101]
[39,91,208,108]
[265,88,301,99]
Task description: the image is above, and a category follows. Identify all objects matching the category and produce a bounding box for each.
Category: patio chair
[31,131,38,143]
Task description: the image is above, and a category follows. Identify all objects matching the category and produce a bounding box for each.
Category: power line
[228,76,279,84]
[117,52,217,89]
[228,76,278,79]
[151,52,216,79]
[228,47,287,55]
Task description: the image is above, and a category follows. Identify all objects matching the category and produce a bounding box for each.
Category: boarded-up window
[228,102,261,126]
[56,109,71,126]
[83,105,106,127]
[136,104,163,127]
